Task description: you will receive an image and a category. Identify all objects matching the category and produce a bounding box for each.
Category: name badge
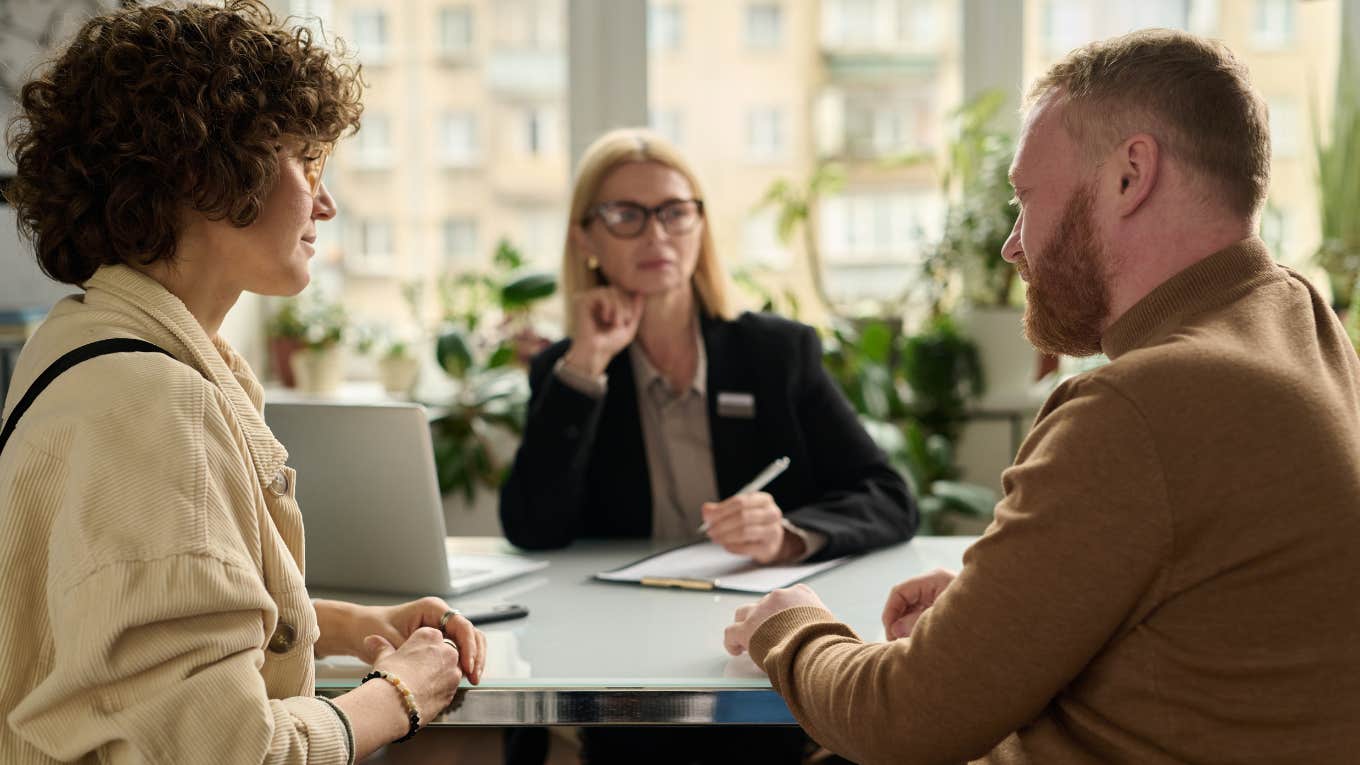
[717,391,756,419]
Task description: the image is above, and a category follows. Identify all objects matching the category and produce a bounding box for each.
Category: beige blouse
[0,266,350,764]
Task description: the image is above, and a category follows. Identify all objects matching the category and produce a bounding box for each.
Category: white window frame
[745,2,784,50]
[438,111,480,168]
[351,8,389,65]
[438,5,475,60]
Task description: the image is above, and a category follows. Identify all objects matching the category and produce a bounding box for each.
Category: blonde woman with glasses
[498,128,919,764]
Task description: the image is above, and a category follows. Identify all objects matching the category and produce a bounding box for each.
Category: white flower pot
[292,346,345,394]
[959,305,1035,399]
[378,354,421,397]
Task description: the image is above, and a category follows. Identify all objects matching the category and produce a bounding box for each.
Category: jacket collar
[83,265,288,489]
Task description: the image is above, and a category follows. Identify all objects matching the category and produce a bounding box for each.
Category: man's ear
[1113,133,1159,217]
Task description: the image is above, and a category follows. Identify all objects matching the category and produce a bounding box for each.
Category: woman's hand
[364,626,464,728]
[315,597,486,684]
[701,493,804,564]
[563,286,644,376]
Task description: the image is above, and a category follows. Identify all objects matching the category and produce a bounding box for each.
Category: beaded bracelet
[362,670,421,743]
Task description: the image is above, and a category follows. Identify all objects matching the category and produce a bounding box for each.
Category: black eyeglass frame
[580,198,705,238]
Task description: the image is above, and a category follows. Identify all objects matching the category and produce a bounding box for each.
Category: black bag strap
[0,338,173,457]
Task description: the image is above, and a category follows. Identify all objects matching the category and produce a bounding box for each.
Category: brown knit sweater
[749,239,1360,764]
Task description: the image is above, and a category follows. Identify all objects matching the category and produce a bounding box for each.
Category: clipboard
[593,540,850,594]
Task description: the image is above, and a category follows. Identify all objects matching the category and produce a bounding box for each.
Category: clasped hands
[723,568,958,657]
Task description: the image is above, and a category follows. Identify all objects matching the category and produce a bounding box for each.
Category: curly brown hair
[4,0,364,285]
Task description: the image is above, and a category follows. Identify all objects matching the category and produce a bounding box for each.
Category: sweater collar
[1101,238,1280,360]
[83,265,287,489]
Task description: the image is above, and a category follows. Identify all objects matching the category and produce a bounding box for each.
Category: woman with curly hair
[0,2,483,762]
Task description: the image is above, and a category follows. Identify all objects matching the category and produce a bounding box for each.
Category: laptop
[263,400,547,595]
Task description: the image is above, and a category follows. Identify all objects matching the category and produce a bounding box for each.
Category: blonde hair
[1028,28,1270,217]
[562,127,735,336]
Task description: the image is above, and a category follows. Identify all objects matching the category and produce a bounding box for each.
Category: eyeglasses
[301,146,330,196]
[276,142,331,196]
[582,199,704,239]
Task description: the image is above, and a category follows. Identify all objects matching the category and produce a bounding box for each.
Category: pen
[697,456,791,534]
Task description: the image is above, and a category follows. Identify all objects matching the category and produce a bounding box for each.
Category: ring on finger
[443,638,459,651]
[439,609,461,630]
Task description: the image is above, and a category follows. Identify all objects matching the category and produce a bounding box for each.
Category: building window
[819,190,944,263]
[438,112,479,167]
[823,0,879,49]
[354,113,392,168]
[743,210,792,268]
[495,0,562,51]
[443,218,479,268]
[649,3,683,52]
[650,109,683,147]
[1252,0,1294,50]
[520,106,560,157]
[1268,96,1300,159]
[746,3,783,50]
[438,6,474,58]
[746,107,786,161]
[352,8,388,64]
[1041,0,1093,59]
[348,219,395,274]
[516,207,565,267]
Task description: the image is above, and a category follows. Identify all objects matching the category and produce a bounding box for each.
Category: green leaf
[501,272,558,308]
[436,329,473,380]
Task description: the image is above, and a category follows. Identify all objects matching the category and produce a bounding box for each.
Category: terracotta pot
[268,336,305,388]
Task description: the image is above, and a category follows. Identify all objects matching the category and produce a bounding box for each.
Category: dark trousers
[580,727,808,765]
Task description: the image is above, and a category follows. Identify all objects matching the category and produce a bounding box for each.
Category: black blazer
[499,312,918,560]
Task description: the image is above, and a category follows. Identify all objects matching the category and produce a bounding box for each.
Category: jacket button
[268,622,296,654]
[269,470,289,496]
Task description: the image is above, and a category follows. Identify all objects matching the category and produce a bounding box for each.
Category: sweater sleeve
[748,379,1172,765]
[6,378,350,765]
[783,324,918,559]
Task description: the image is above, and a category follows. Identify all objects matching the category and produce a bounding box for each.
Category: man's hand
[881,568,957,640]
[723,584,831,656]
[701,492,802,563]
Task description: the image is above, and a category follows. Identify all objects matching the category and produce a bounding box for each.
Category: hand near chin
[565,287,643,376]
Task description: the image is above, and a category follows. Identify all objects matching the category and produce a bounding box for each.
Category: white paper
[595,542,846,594]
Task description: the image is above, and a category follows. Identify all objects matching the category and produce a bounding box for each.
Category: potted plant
[1312,47,1360,312]
[290,295,349,394]
[928,91,1041,397]
[429,239,558,502]
[265,299,307,387]
[377,338,421,397]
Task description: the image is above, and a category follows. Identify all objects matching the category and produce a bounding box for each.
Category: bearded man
[722,28,1360,765]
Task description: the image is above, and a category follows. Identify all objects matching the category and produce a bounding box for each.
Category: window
[438,6,475,58]
[353,113,392,168]
[746,107,786,161]
[1268,96,1300,159]
[437,112,479,167]
[823,0,879,49]
[743,210,792,268]
[746,3,783,50]
[442,218,479,269]
[820,191,944,262]
[649,3,683,52]
[516,207,565,267]
[352,8,388,64]
[1252,0,1294,50]
[348,219,394,274]
[520,106,560,157]
[649,109,683,147]
[842,92,934,158]
[495,0,563,51]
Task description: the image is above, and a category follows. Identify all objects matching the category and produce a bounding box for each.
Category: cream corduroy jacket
[0,266,350,764]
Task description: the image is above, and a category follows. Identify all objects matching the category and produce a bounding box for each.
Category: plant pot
[268,336,305,388]
[379,354,421,397]
[292,346,345,394]
[958,305,1035,399]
